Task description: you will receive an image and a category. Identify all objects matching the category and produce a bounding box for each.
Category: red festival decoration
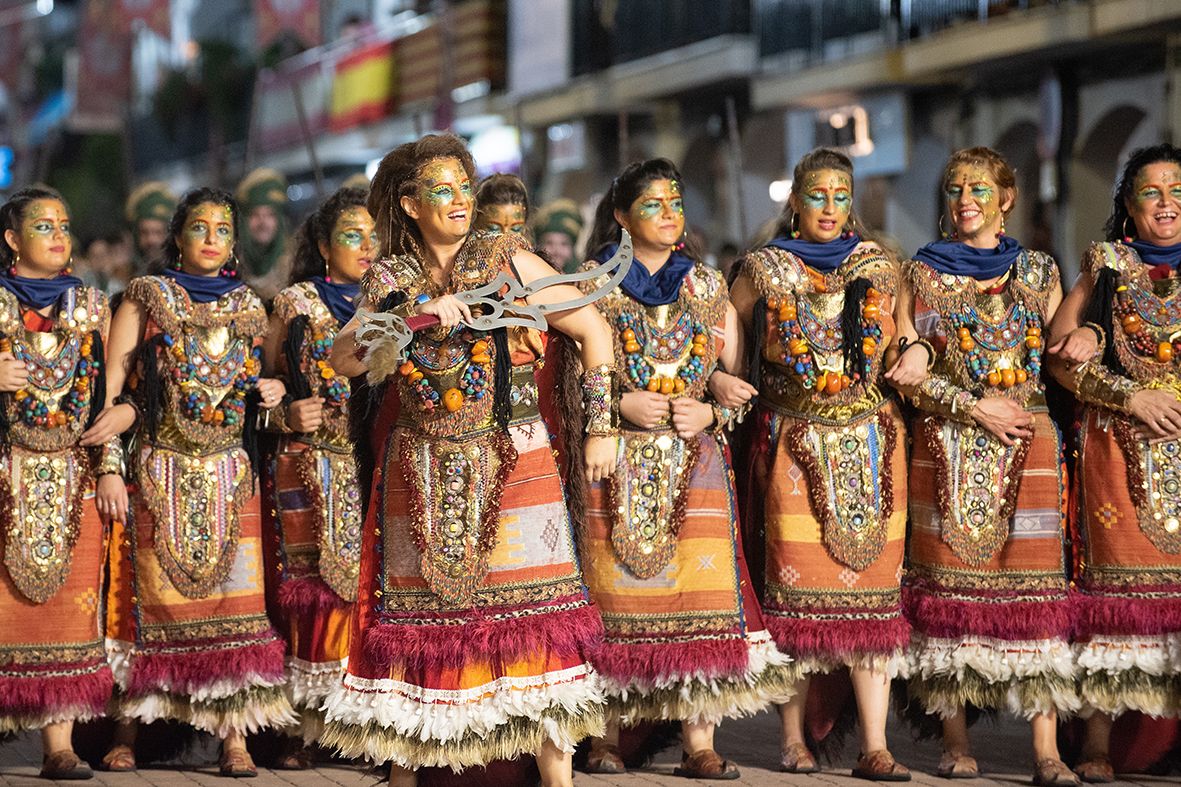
[114,0,170,38]
[255,0,321,50]
[74,0,132,128]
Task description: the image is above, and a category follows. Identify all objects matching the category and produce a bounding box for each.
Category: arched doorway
[1070,105,1149,269]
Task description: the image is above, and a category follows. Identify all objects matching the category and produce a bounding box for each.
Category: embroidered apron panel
[2,446,86,603]
[788,410,895,571]
[608,433,698,579]
[142,445,252,599]
[297,447,363,600]
[1116,417,1181,554]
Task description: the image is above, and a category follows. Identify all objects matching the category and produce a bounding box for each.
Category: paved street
[2,712,1176,786]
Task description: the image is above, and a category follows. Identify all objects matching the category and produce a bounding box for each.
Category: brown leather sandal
[99,744,136,772]
[853,750,912,782]
[673,749,740,780]
[219,747,258,778]
[1034,758,1081,786]
[584,743,625,774]
[274,743,314,771]
[40,750,94,780]
[780,741,820,774]
[1074,757,1114,784]
[936,751,980,779]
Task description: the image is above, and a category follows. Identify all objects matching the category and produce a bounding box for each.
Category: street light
[0,0,54,28]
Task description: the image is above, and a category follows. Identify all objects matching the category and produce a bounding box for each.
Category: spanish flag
[330,40,397,132]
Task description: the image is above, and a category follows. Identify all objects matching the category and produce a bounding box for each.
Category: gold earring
[789,213,800,239]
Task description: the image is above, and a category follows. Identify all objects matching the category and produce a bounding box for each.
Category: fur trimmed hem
[905,584,1072,641]
[1079,668,1181,718]
[278,576,349,617]
[121,636,288,698]
[1074,591,1181,638]
[320,706,605,770]
[909,669,1080,719]
[0,663,113,728]
[113,683,298,738]
[363,601,602,673]
[766,614,910,664]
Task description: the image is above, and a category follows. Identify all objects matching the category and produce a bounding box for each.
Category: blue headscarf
[595,243,695,307]
[1129,239,1181,268]
[311,276,361,326]
[764,234,862,273]
[161,268,245,303]
[912,235,1023,281]
[0,272,84,310]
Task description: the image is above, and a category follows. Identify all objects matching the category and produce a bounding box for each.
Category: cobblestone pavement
[2,713,1176,786]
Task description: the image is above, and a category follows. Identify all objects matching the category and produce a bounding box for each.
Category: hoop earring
[939,214,956,240]
[1123,216,1135,244]
[789,213,800,239]
[220,254,239,278]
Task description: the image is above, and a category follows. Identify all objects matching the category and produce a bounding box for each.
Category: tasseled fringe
[1082,266,1127,375]
[283,314,312,401]
[840,277,872,380]
[320,705,605,771]
[134,333,165,446]
[364,601,602,674]
[552,333,588,538]
[491,326,512,429]
[87,329,105,430]
[748,296,766,391]
[277,576,349,617]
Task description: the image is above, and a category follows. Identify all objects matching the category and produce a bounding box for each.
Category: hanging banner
[73,0,132,130]
[330,39,397,132]
[255,0,322,50]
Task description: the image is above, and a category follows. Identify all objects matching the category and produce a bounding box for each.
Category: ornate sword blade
[454,229,634,331]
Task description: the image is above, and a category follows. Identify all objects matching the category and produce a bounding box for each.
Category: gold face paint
[410,157,473,243]
[10,199,71,278]
[793,168,852,243]
[944,164,1005,244]
[327,205,377,284]
[624,178,684,252]
[476,203,527,235]
[1126,160,1181,246]
[178,202,234,275]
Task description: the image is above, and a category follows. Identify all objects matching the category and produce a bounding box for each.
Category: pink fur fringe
[125,636,287,697]
[0,664,113,717]
[590,637,750,684]
[278,576,349,617]
[363,600,603,673]
[904,584,1072,641]
[1074,590,1181,638]
[766,614,910,661]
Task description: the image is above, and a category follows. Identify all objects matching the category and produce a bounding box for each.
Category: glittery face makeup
[178,202,234,275]
[792,168,852,243]
[407,157,473,243]
[475,202,527,236]
[623,178,684,251]
[325,206,377,284]
[1127,161,1181,246]
[944,164,1008,246]
[8,199,71,278]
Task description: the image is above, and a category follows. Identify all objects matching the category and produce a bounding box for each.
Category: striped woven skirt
[751,402,910,676]
[582,430,793,725]
[1075,407,1181,717]
[264,439,356,741]
[106,445,295,737]
[0,469,112,733]
[319,418,605,770]
[906,410,1076,719]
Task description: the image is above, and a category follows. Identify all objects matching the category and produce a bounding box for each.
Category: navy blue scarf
[161,268,245,303]
[912,235,1023,281]
[0,272,84,310]
[1129,239,1181,268]
[764,233,862,273]
[311,276,361,326]
[596,244,696,307]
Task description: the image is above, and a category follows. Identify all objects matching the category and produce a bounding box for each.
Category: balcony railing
[755,0,1069,64]
[571,0,751,76]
